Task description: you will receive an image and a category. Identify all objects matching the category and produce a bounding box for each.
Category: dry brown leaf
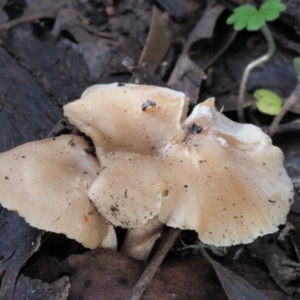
[200,247,269,300]
[139,6,173,72]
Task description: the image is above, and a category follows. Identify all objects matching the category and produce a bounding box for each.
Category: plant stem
[269,83,300,136]
[130,227,181,300]
[238,24,275,122]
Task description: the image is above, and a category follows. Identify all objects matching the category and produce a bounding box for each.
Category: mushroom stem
[120,216,165,261]
[130,227,181,300]
[99,224,118,250]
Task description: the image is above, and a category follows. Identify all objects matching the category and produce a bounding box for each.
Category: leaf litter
[0,0,299,298]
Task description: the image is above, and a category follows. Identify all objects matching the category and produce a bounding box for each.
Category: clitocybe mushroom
[65,83,188,156]
[0,135,116,249]
[64,83,294,259]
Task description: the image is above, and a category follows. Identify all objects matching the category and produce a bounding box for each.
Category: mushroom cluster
[0,83,294,259]
[64,83,294,253]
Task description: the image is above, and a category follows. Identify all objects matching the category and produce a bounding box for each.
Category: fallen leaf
[199,247,270,300]
[139,5,173,72]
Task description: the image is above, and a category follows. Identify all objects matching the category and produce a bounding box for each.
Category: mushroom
[64,83,294,259]
[0,134,116,249]
[64,83,188,156]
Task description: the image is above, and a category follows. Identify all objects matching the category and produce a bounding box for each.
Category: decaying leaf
[200,247,269,300]
[139,6,173,72]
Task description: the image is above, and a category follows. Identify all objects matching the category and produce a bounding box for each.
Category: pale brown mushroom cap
[64,83,188,156]
[64,84,294,247]
[163,99,293,246]
[88,152,167,228]
[0,135,113,249]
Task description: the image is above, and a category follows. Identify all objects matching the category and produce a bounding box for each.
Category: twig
[269,83,300,136]
[238,24,275,122]
[0,12,57,33]
[267,119,300,134]
[130,227,181,300]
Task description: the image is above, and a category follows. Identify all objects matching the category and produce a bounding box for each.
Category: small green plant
[227,0,286,31]
[227,0,286,121]
[254,89,283,115]
[253,55,300,118]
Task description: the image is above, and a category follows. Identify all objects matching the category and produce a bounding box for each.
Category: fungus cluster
[0,83,294,259]
[64,83,294,254]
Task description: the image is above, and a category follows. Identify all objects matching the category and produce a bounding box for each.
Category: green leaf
[246,12,265,31]
[254,89,283,115]
[260,0,286,21]
[227,5,260,31]
[227,0,286,32]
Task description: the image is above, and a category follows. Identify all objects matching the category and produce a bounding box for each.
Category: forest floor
[0,0,299,299]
